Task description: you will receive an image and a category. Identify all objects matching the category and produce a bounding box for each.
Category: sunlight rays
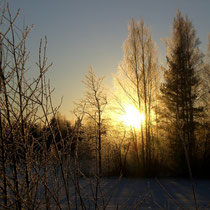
[120,105,145,129]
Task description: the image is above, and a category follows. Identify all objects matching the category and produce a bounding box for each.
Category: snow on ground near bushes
[1,177,209,209]
[55,178,210,209]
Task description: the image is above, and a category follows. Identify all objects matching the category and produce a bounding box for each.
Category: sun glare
[120,105,145,129]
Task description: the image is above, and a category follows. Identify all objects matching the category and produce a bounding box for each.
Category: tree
[0,4,71,209]
[0,5,35,208]
[160,10,203,174]
[82,67,107,176]
[197,34,210,176]
[115,18,159,175]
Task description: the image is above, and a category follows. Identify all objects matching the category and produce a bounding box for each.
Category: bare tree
[0,4,72,209]
[82,67,107,176]
[115,18,159,174]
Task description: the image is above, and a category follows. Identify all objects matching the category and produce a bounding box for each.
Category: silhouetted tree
[46,114,74,153]
[115,18,160,175]
[0,4,72,209]
[83,67,107,176]
[160,10,203,175]
[197,34,210,176]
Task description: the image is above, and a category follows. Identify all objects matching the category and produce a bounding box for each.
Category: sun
[120,105,145,129]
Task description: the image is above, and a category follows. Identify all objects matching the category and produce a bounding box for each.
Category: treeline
[0,3,209,209]
[69,11,210,178]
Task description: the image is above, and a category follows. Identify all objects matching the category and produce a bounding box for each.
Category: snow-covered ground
[1,177,209,209]
[104,178,210,209]
[63,178,210,209]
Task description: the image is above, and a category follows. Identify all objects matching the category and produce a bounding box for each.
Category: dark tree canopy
[160,10,203,175]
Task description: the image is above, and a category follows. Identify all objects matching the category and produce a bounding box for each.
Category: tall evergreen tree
[160,10,203,174]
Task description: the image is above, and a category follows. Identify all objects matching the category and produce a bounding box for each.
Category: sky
[9,0,210,119]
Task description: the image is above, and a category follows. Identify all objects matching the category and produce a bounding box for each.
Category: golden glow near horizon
[120,105,145,129]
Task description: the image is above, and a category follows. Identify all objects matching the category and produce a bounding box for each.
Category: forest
[0,2,210,210]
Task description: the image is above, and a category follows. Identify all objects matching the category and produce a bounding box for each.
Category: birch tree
[83,67,107,176]
[115,18,159,174]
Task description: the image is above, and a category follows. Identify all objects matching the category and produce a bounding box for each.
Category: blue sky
[9,0,210,119]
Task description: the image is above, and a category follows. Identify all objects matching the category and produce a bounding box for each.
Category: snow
[66,178,210,209]
[1,176,210,209]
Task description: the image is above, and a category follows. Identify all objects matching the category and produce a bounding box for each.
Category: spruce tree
[160,10,203,174]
